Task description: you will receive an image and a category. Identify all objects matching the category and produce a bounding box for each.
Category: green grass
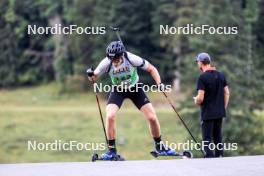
[0,83,190,163]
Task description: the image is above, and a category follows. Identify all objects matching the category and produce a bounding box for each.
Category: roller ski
[150,141,193,159]
[150,149,193,159]
[92,150,125,162]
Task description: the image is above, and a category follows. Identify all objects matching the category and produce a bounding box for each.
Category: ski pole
[109,26,125,49]
[161,91,205,157]
[92,80,108,145]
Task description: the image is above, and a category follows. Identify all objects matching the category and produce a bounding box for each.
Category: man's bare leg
[105,104,119,151]
[140,103,161,138]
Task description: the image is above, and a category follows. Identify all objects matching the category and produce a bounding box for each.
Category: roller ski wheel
[182,150,193,159]
[91,153,98,162]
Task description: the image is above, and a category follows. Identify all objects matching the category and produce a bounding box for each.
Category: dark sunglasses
[107,53,123,60]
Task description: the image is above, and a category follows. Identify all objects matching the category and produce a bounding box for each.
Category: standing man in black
[193,53,230,158]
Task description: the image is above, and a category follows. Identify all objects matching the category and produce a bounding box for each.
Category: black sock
[153,136,166,151]
[154,136,162,143]
[108,139,116,152]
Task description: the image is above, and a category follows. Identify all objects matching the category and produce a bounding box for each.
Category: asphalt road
[1,155,264,176]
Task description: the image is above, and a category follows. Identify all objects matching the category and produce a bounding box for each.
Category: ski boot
[92,150,125,162]
[150,143,193,158]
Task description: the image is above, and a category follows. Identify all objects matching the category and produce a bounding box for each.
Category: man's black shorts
[107,86,150,109]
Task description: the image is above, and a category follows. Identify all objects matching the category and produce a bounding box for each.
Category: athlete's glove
[157,83,166,92]
[86,67,94,77]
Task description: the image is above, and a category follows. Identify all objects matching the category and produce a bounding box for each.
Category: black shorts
[107,86,150,109]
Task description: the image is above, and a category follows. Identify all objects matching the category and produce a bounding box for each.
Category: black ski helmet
[106,41,125,60]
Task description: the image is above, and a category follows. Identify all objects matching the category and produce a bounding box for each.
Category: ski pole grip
[86,67,94,77]
[109,26,119,31]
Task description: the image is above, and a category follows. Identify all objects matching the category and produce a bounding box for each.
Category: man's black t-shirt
[196,69,227,121]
